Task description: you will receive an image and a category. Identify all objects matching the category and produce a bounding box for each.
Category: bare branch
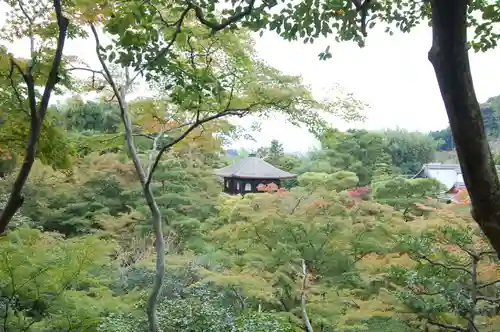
[7,60,29,115]
[89,23,147,186]
[66,66,104,76]
[475,295,500,303]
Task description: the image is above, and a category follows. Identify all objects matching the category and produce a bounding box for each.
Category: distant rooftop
[414,163,464,190]
[214,156,296,179]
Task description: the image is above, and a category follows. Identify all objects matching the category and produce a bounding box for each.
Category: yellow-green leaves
[0,228,122,331]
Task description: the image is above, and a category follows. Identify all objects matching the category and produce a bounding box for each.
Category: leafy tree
[256,139,285,166]
[386,206,500,331]
[429,127,454,152]
[383,129,437,176]
[311,129,394,185]
[372,177,442,221]
[430,95,500,151]
[99,264,295,332]
[0,0,78,232]
[199,182,403,331]
[58,97,122,134]
[0,227,130,331]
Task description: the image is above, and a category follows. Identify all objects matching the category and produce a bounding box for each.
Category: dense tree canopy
[2,0,500,331]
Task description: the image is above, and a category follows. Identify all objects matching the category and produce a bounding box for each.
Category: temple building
[214,155,296,195]
[413,163,465,194]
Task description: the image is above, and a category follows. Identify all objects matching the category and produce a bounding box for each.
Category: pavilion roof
[214,156,296,179]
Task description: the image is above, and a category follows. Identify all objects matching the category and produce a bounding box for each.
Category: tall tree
[0,0,76,233]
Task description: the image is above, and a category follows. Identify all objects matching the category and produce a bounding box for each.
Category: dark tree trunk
[428,0,500,256]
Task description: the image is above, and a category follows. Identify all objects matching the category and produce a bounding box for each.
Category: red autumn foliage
[257,183,289,194]
[347,186,370,199]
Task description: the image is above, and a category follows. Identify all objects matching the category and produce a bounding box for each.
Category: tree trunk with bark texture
[428,0,500,256]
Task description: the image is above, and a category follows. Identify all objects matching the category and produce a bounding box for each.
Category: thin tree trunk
[301,259,314,332]
[118,87,165,332]
[468,257,478,332]
[428,0,500,256]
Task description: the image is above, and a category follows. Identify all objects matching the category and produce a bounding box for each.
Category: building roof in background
[413,163,464,190]
[214,156,296,179]
[414,163,500,191]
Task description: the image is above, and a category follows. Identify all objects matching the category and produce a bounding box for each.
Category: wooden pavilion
[214,155,296,195]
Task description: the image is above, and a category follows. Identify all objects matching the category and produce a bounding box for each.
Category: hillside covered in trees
[2,91,500,332]
[2,0,500,332]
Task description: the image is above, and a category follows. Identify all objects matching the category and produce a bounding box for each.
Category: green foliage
[308,128,434,185]
[58,97,122,133]
[223,0,500,55]
[199,181,403,331]
[0,228,127,331]
[372,177,442,220]
[383,129,437,175]
[99,265,294,332]
[98,1,365,136]
[385,208,500,331]
[430,95,500,151]
[342,316,418,332]
[5,1,500,330]
[298,171,359,192]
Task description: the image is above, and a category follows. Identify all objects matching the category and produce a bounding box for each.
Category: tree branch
[191,0,256,33]
[145,107,249,188]
[477,279,500,289]
[475,295,500,303]
[89,23,147,185]
[130,4,192,83]
[417,254,472,275]
[427,320,467,332]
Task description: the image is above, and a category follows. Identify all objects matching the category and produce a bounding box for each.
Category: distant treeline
[430,95,500,151]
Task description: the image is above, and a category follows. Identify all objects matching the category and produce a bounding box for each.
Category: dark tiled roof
[214,156,296,179]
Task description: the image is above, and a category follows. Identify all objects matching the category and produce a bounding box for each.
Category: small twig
[17,0,36,70]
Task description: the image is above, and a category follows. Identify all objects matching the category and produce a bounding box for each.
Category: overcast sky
[3,4,500,152]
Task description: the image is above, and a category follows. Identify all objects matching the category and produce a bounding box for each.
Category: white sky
[3,4,500,153]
